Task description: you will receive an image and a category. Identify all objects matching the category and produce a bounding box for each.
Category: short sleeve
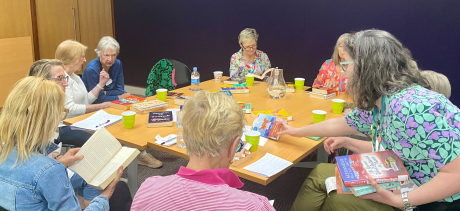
[345,108,374,135]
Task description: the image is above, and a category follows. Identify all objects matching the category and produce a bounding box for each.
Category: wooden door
[77,0,114,74]
[35,0,80,60]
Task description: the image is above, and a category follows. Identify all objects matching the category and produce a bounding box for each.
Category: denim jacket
[0,148,109,211]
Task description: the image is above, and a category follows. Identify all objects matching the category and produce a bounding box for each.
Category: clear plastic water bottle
[191,67,200,90]
[176,105,185,148]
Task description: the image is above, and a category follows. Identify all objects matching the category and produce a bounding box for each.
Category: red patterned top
[312,59,348,92]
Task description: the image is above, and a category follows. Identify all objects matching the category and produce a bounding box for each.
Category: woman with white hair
[82,36,131,104]
[312,33,350,92]
[229,28,271,79]
[131,91,275,211]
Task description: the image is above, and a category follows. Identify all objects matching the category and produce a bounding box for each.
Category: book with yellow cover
[251,109,293,121]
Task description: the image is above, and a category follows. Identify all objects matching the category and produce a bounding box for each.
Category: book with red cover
[110,95,146,110]
[336,150,409,188]
[312,86,335,95]
[335,166,352,194]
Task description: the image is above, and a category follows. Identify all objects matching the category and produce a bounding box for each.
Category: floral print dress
[345,85,460,202]
[312,59,348,92]
[229,49,271,78]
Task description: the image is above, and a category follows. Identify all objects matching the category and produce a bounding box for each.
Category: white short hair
[95,36,120,57]
[238,28,259,43]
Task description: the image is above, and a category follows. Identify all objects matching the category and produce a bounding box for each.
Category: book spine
[344,175,404,188]
[352,182,401,196]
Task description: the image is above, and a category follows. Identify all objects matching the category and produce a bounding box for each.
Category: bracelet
[402,192,416,210]
[96,84,104,90]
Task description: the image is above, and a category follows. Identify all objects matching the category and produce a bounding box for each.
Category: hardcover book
[148,111,173,127]
[336,150,409,188]
[110,95,146,110]
[251,109,293,121]
[220,84,249,94]
[252,114,285,140]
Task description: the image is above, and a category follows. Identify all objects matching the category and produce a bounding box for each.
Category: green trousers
[291,163,399,211]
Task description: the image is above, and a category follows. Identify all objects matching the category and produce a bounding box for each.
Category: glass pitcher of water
[267,67,286,99]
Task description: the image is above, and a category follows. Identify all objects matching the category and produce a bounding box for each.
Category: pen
[96,120,110,128]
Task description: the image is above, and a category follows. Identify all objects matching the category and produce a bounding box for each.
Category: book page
[90,147,139,188]
[325,176,337,195]
[70,128,122,182]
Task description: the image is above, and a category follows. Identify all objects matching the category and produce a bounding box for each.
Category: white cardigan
[60,72,98,127]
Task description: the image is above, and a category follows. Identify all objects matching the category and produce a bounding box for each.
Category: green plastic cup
[244,131,261,151]
[246,74,255,86]
[312,110,327,123]
[332,99,345,114]
[122,111,136,129]
[156,89,167,102]
[294,78,305,90]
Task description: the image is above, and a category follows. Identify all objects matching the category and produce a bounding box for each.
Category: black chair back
[169,59,191,89]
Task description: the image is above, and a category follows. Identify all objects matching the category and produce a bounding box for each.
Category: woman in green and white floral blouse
[281,30,460,211]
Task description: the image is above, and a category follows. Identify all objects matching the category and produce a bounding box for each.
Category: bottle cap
[193,67,197,71]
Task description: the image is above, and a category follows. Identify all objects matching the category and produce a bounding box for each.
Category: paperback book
[252,114,285,140]
[307,91,336,100]
[166,92,184,99]
[312,86,336,95]
[336,150,409,188]
[285,82,295,93]
[110,95,146,110]
[220,84,249,94]
[130,100,169,114]
[148,111,173,127]
[237,101,252,114]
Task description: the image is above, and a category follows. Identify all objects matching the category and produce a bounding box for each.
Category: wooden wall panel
[35,0,79,60]
[78,0,114,74]
[0,0,33,38]
[0,37,34,106]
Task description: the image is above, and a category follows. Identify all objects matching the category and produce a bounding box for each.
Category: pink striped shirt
[131,166,275,211]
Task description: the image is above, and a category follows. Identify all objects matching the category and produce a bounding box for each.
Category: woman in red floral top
[312,33,350,92]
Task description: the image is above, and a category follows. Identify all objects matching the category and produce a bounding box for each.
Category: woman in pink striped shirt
[131,91,275,211]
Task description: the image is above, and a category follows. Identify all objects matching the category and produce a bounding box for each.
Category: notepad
[243,153,293,177]
[70,110,122,131]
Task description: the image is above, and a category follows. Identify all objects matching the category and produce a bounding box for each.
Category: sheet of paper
[325,176,337,195]
[166,109,180,122]
[243,153,293,177]
[269,200,274,206]
[71,110,122,131]
[154,134,177,146]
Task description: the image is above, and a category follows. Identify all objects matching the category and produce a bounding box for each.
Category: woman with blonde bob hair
[312,33,350,92]
[282,30,460,211]
[131,91,275,211]
[0,77,123,211]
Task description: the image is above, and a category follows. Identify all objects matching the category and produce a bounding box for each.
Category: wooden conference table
[64,77,348,195]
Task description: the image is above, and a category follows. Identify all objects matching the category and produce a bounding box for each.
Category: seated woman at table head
[280,29,460,211]
[131,91,275,211]
[312,33,350,92]
[229,28,271,79]
[0,76,125,211]
[82,36,131,104]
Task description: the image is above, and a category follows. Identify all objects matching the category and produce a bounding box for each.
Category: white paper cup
[214,71,223,82]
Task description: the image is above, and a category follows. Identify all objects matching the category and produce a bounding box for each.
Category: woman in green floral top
[280,30,460,211]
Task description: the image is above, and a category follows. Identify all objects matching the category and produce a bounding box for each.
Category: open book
[70,127,140,190]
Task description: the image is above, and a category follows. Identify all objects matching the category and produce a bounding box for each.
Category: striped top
[131,166,275,211]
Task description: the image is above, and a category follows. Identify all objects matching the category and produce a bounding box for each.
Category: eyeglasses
[102,54,117,59]
[339,61,354,72]
[241,43,257,50]
[61,108,69,121]
[48,75,69,83]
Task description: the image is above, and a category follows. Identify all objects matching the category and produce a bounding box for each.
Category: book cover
[220,84,249,94]
[252,114,284,140]
[130,100,169,114]
[166,92,184,98]
[350,181,401,196]
[336,150,409,188]
[224,76,246,84]
[312,86,335,94]
[251,109,293,121]
[148,111,173,127]
[110,95,146,110]
[335,166,352,194]
[237,101,252,114]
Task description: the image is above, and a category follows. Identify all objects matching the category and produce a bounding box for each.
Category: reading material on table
[148,111,173,127]
[252,114,285,140]
[70,110,122,131]
[243,153,293,177]
[70,128,140,190]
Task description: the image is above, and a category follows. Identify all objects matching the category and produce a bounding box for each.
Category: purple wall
[114,0,460,105]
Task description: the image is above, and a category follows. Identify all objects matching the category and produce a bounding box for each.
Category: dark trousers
[110,182,132,211]
[56,126,92,147]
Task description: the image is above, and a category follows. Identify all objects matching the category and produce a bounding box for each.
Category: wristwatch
[402,192,416,210]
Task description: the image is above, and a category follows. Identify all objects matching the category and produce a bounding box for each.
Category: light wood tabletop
[64,77,349,185]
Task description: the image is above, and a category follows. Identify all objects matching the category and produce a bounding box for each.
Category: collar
[176,166,244,188]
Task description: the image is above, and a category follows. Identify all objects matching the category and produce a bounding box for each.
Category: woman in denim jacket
[0,77,122,211]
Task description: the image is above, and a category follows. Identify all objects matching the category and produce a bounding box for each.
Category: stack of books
[220,84,249,94]
[285,82,295,93]
[335,150,409,196]
[130,100,169,114]
[309,86,337,99]
[110,95,146,110]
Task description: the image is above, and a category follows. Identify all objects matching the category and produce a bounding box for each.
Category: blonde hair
[0,77,65,164]
[332,33,350,66]
[421,70,451,98]
[28,59,64,79]
[95,36,120,57]
[181,91,246,158]
[55,40,87,66]
[238,28,259,44]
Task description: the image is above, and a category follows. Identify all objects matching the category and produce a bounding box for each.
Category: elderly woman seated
[131,91,275,211]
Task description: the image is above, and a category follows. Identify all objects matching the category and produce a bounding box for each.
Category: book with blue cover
[252,114,284,140]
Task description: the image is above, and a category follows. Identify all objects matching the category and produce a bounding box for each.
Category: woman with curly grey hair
[280,29,460,211]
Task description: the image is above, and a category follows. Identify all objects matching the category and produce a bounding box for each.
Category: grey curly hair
[344,29,429,111]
